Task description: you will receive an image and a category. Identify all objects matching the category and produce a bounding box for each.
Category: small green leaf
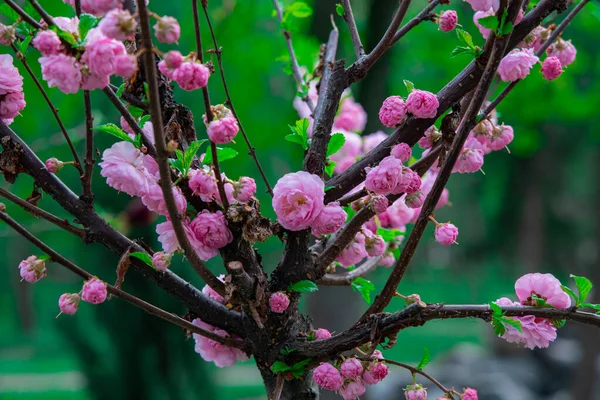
[489,301,503,316]
[327,133,346,156]
[403,80,415,95]
[351,277,375,304]
[17,36,32,55]
[551,319,566,329]
[416,348,431,371]
[182,140,208,174]
[499,316,523,333]
[324,185,335,191]
[451,46,476,58]
[128,106,144,119]
[502,21,514,35]
[324,160,336,177]
[477,15,499,31]
[94,124,136,145]
[50,25,78,46]
[291,359,311,371]
[78,13,100,41]
[335,3,345,16]
[581,303,600,311]
[492,317,506,336]
[271,361,292,373]
[456,29,475,48]
[531,293,548,308]
[571,274,593,305]
[130,252,154,268]
[202,147,238,165]
[15,21,34,37]
[376,227,406,242]
[561,285,578,302]
[286,118,310,150]
[168,158,184,174]
[134,133,143,148]
[289,280,318,293]
[116,84,125,98]
[139,115,152,127]
[279,346,297,355]
[285,133,308,148]
[286,2,313,18]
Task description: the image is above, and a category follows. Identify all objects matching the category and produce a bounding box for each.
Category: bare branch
[340,0,365,58]
[392,0,442,44]
[81,91,94,204]
[318,255,380,286]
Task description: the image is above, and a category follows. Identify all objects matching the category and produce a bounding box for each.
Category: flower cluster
[0,55,26,125]
[158,50,210,91]
[379,88,439,127]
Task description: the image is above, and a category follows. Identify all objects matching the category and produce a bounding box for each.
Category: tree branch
[81,90,94,204]
[368,358,455,396]
[340,0,365,58]
[318,255,381,286]
[392,0,441,44]
[4,0,43,29]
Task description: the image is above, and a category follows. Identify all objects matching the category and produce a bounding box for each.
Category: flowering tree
[0,0,598,399]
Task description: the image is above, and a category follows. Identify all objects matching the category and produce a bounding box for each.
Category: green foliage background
[1,0,599,399]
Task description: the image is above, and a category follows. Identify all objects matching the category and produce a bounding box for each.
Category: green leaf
[492,317,506,336]
[285,133,308,148]
[403,80,415,95]
[139,115,152,127]
[17,36,32,55]
[551,319,566,329]
[335,3,345,16]
[286,2,313,19]
[93,124,136,145]
[502,21,514,35]
[287,118,310,150]
[376,227,405,242]
[456,29,475,48]
[0,4,19,22]
[202,147,238,165]
[289,280,318,293]
[15,21,34,37]
[271,361,291,373]
[415,348,431,371]
[78,13,100,41]
[581,303,600,311]
[182,140,208,174]
[49,25,77,47]
[477,15,499,31]
[324,185,335,191]
[291,358,311,371]
[279,346,297,355]
[561,285,578,302]
[531,293,548,308]
[324,160,336,177]
[571,274,593,304]
[489,301,503,316]
[499,316,523,333]
[327,133,346,156]
[168,158,184,174]
[128,106,144,119]
[451,46,476,58]
[134,133,143,148]
[116,84,125,98]
[351,277,375,304]
[130,252,154,268]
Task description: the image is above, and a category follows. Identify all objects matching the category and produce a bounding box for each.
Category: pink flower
[18,255,47,283]
[189,167,218,202]
[39,54,82,94]
[272,171,325,231]
[32,30,62,56]
[0,91,25,123]
[379,96,407,127]
[337,232,367,267]
[232,176,256,202]
[334,97,367,132]
[154,16,180,44]
[192,318,248,367]
[471,119,494,144]
[114,54,137,79]
[340,358,363,380]
[99,141,153,197]
[454,147,484,174]
[45,158,64,174]
[405,191,424,209]
[0,55,23,95]
[462,388,478,400]
[0,23,15,45]
[463,0,499,12]
[439,10,458,32]
[190,210,233,250]
[330,131,362,174]
[386,199,416,230]
[434,222,458,246]
[546,38,576,67]
[64,0,123,16]
[370,194,389,214]
[363,361,389,384]
[81,69,110,91]
[364,229,386,257]
[313,363,343,391]
[173,62,210,91]
[339,380,367,400]
[269,292,290,313]
[498,48,539,82]
[50,16,80,35]
[82,37,127,77]
[58,293,80,315]
[418,125,441,149]
[81,277,108,304]
[489,124,514,151]
[391,143,412,163]
[404,167,422,194]
[363,131,388,154]
[99,8,137,41]
[541,56,563,81]
[473,9,495,39]
[365,155,404,195]
[406,89,439,119]
[152,252,172,271]
[202,276,226,304]
[404,384,427,400]
[494,298,558,349]
[207,116,239,144]
[314,328,331,340]
[311,202,347,237]
[141,184,187,216]
[515,273,570,308]
[158,51,184,79]
[378,252,395,267]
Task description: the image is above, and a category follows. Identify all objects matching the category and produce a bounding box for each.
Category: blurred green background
[1,0,600,399]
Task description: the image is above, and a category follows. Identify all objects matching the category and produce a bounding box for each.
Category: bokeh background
[2,0,600,399]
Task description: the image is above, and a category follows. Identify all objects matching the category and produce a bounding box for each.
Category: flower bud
[268,292,290,313]
[99,9,137,41]
[434,222,459,246]
[81,277,108,304]
[391,142,412,163]
[152,252,172,271]
[314,328,331,340]
[58,293,80,315]
[369,194,389,214]
[18,256,47,283]
[167,140,179,153]
[0,23,16,46]
[0,202,5,212]
[541,56,563,81]
[438,10,458,32]
[404,383,427,400]
[45,158,64,174]
[153,16,180,44]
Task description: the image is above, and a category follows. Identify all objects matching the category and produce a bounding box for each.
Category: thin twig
[81,91,94,204]
[340,0,364,58]
[108,84,149,110]
[392,0,442,44]
[28,0,54,26]
[271,374,285,400]
[201,4,274,196]
[318,255,381,285]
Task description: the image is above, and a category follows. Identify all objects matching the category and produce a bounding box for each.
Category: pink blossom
[141,184,187,216]
[363,362,389,385]
[406,89,439,119]
[202,277,226,304]
[439,10,458,32]
[156,217,217,260]
[340,358,363,380]
[154,16,180,44]
[339,380,367,400]
[32,30,62,56]
[337,232,367,267]
[378,252,395,267]
[330,131,362,173]
[190,210,233,250]
[233,176,256,202]
[404,168,422,194]
[386,199,416,230]
[189,167,218,202]
[207,116,239,144]
[0,91,25,123]
[498,48,539,82]
[313,363,343,391]
[434,222,458,246]
[272,171,325,231]
[82,37,127,78]
[152,252,172,271]
[269,292,290,313]
[473,9,495,39]
[364,229,386,257]
[114,54,137,79]
[63,0,123,16]
[311,202,347,236]
[81,69,110,91]
[334,97,367,132]
[158,51,184,79]
[192,318,249,367]
[0,55,23,95]
[489,124,514,151]
[463,0,499,12]
[50,16,80,35]
[99,8,137,41]
[0,23,15,45]
[45,158,64,174]
[58,293,80,315]
[405,191,425,209]
[314,328,331,340]
[454,147,484,174]
[515,273,570,308]
[494,298,557,349]
[370,194,389,214]
[215,179,236,207]
[546,38,576,67]
[379,96,407,127]
[81,277,108,304]
[541,56,563,81]
[99,141,153,197]
[391,143,412,163]
[18,255,47,283]
[365,155,404,195]
[418,125,441,149]
[471,119,494,144]
[404,384,428,400]
[363,131,388,154]
[173,62,210,91]
[371,350,384,360]
[39,54,82,94]
[462,388,478,400]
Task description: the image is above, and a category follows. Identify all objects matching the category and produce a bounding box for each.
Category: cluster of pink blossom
[312,352,388,399]
[203,104,239,144]
[158,50,210,91]
[188,167,257,206]
[62,0,123,17]
[495,273,570,349]
[0,55,26,125]
[407,385,478,400]
[378,88,439,127]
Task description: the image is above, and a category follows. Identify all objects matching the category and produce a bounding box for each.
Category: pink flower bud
[438,10,458,32]
[340,358,363,379]
[18,255,47,283]
[337,232,368,267]
[404,168,422,194]
[152,251,172,271]
[114,54,137,79]
[173,62,210,91]
[32,30,62,56]
[498,48,539,82]
[339,380,367,400]
[45,157,64,173]
[418,125,441,149]
[489,124,514,151]
[99,8,137,41]
[378,251,395,267]
[370,194,389,214]
[541,56,563,81]
[314,328,331,340]
[158,51,184,79]
[405,191,424,209]
[462,388,478,400]
[363,361,389,385]
[268,292,290,313]
[190,210,233,250]
[405,293,422,304]
[58,293,80,315]
[189,167,218,202]
[454,147,484,174]
[371,350,384,359]
[0,91,26,122]
[232,176,256,202]
[0,23,15,45]
[404,383,427,400]
[153,16,180,44]
[406,89,439,119]
[313,363,343,391]
[365,156,404,195]
[546,38,576,67]
[391,142,412,163]
[434,222,458,246]
[364,230,386,257]
[207,116,239,144]
[379,96,407,127]
[82,277,108,304]
[311,202,347,236]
